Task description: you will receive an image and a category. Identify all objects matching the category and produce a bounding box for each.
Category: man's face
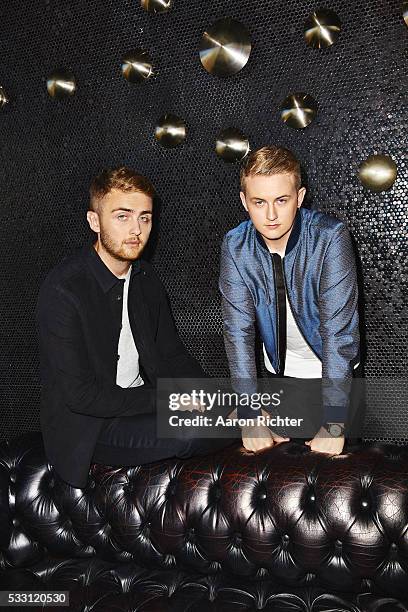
[240,173,306,245]
[87,189,153,261]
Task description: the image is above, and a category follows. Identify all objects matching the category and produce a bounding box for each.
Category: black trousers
[265,368,365,440]
[91,409,237,466]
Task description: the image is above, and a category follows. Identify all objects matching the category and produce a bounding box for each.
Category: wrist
[322,422,345,437]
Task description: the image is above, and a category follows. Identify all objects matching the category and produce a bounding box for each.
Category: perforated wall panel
[0,1,406,443]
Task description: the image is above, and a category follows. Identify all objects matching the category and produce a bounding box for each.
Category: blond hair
[89,166,155,213]
[240,146,301,192]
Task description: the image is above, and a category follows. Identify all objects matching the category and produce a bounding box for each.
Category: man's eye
[255,201,264,206]
[117,214,127,220]
[139,216,151,223]
[277,199,287,204]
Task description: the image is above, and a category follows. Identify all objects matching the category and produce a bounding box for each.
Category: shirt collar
[83,240,141,294]
[255,206,302,256]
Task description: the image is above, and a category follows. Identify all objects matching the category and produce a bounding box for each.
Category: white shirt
[264,245,322,378]
[116,266,144,388]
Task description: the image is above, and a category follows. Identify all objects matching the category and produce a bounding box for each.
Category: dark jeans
[92,409,237,466]
[265,368,365,440]
[264,371,322,437]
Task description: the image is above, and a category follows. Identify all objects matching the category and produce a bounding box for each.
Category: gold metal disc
[358,154,398,192]
[122,49,154,82]
[215,127,250,162]
[46,70,76,99]
[280,92,318,129]
[304,8,342,49]
[0,86,9,108]
[155,113,186,147]
[141,0,172,13]
[403,1,408,26]
[199,17,251,77]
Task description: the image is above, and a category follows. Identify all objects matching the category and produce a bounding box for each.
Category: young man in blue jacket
[219,145,361,455]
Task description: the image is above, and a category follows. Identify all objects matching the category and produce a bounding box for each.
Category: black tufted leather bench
[1,431,408,611]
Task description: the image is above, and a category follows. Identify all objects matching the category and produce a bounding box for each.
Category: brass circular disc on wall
[141,0,172,13]
[155,113,186,147]
[199,17,251,77]
[403,1,408,26]
[280,92,318,129]
[304,8,342,49]
[215,127,250,163]
[46,69,76,99]
[122,50,154,83]
[358,154,397,192]
[0,86,9,108]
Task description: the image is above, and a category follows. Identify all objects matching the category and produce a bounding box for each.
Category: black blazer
[35,241,205,488]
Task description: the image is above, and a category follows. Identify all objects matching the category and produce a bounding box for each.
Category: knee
[175,426,201,458]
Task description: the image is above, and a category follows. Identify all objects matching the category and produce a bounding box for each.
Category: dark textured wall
[0,1,406,443]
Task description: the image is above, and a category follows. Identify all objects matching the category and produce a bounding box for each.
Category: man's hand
[240,409,290,452]
[176,395,206,413]
[305,426,345,454]
[241,424,290,452]
[225,408,289,453]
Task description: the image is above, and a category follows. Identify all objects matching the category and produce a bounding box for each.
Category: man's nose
[130,219,142,235]
[266,203,277,221]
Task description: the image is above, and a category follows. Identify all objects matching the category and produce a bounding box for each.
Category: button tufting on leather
[167,480,177,496]
[187,527,195,540]
[164,554,176,567]
[335,540,343,552]
[389,542,399,560]
[212,485,222,500]
[209,561,221,572]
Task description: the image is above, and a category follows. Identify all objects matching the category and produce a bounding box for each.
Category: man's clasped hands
[176,398,345,456]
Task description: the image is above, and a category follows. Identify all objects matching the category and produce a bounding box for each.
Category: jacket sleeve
[318,224,360,424]
[36,284,156,418]
[219,236,258,419]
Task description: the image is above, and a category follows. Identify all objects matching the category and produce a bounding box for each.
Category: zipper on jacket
[271,256,280,374]
[270,253,286,375]
[281,259,322,361]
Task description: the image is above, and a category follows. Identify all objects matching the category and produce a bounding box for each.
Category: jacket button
[117,355,120,361]
[116,294,122,301]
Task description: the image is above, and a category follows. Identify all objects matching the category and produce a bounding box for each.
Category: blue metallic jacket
[219,206,361,422]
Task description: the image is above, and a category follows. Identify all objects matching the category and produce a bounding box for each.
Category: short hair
[240,145,302,192]
[89,166,156,213]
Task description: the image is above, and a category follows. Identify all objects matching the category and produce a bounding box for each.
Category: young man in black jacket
[36,166,233,488]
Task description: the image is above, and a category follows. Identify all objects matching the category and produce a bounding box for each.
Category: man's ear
[240,190,248,212]
[86,210,100,234]
[297,187,306,208]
